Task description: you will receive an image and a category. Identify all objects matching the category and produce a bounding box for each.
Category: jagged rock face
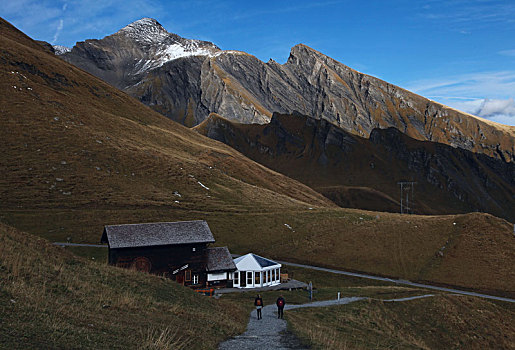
[59,19,514,161]
[196,113,515,222]
[59,18,220,92]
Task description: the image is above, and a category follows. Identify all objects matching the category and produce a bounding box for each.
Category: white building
[232,253,281,288]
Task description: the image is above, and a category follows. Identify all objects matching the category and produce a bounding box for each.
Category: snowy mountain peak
[53,45,71,55]
[118,18,169,44]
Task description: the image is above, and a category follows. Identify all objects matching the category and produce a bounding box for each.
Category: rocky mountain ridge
[59,18,220,91]
[196,112,515,221]
[57,18,514,162]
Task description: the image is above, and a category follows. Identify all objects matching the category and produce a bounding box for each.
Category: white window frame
[193,274,199,284]
[234,271,239,285]
[247,271,253,286]
[255,271,261,286]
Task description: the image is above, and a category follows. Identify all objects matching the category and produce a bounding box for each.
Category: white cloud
[2,0,165,47]
[52,19,64,44]
[407,71,515,100]
[406,71,515,126]
[499,49,515,57]
[450,98,515,122]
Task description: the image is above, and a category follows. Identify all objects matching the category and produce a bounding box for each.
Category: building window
[274,269,277,281]
[234,272,239,285]
[266,270,270,283]
[193,275,199,284]
[247,271,253,285]
[185,270,192,282]
[254,271,261,285]
[192,247,196,252]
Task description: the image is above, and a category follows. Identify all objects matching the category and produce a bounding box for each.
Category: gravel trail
[218,297,364,350]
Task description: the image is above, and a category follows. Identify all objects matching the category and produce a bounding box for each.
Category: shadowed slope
[196,112,515,221]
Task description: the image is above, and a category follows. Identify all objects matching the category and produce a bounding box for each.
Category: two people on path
[254,294,263,320]
[254,294,286,319]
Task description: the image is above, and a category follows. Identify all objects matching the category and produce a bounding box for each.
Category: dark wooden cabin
[101,220,216,288]
[206,246,237,288]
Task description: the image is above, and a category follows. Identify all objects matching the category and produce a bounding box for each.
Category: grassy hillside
[0,223,247,349]
[287,295,515,349]
[7,207,513,298]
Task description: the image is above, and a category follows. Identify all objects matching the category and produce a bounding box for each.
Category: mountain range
[57,18,514,163]
[54,18,514,220]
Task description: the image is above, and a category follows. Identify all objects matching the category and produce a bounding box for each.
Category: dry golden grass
[0,223,247,349]
[287,295,515,350]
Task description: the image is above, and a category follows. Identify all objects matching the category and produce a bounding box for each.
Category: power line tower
[398,181,416,214]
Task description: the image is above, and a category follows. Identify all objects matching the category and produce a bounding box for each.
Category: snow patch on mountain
[157,42,216,63]
[53,45,71,55]
[117,18,220,72]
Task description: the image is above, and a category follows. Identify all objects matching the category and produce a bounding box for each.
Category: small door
[240,271,246,287]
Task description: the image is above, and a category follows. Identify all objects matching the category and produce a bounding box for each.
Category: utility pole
[398,181,416,214]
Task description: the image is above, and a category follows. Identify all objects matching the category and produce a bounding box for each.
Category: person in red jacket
[276,295,286,319]
[254,294,263,320]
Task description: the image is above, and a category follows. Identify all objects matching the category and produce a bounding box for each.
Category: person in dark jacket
[254,294,263,320]
[276,295,286,319]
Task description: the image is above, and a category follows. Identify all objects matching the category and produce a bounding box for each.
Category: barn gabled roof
[101,220,215,249]
[206,247,236,272]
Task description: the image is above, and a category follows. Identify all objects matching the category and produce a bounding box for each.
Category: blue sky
[3,0,515,125]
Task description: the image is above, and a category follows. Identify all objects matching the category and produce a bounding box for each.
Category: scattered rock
[197,181,209,190]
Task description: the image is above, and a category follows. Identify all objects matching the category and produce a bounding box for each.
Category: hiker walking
[276,295,286,319]
[254,294,263,320]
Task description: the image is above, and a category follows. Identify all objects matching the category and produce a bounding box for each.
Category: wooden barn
[100,220,233,288]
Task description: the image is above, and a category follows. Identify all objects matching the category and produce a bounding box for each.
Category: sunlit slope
[0,17,333,214]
